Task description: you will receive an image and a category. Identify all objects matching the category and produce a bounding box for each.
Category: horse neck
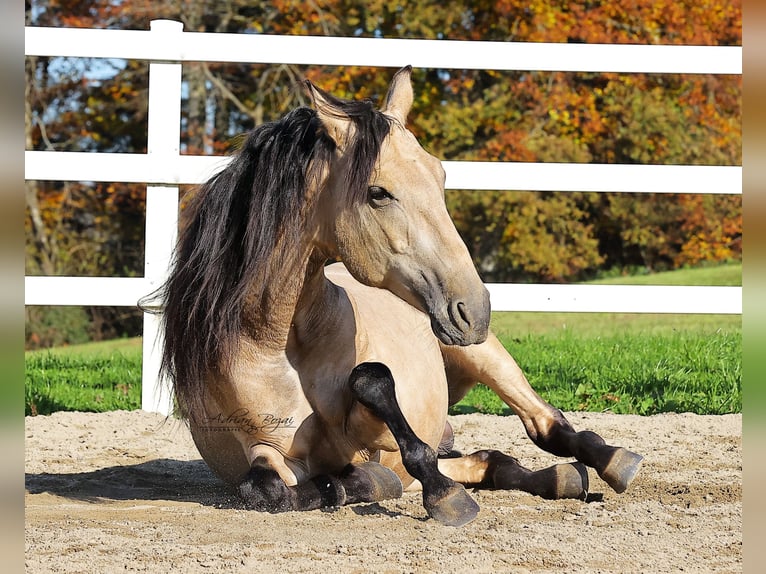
[237,155,340,353]
[239,243,330,352]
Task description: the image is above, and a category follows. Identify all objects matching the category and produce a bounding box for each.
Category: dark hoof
[599,448,643,493]
[424,483,480,527]
[344,462,403,503]
[552,462,589,500]
[437,421,455,457]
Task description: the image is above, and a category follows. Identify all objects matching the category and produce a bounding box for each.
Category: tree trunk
[25,55,56,276]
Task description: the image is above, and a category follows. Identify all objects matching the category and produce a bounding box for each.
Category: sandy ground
[25,409,741,573]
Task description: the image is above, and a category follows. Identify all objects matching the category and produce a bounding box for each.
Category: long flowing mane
[142,90,393,418]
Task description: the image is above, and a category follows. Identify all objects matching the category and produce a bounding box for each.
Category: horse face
[311,67,490,346]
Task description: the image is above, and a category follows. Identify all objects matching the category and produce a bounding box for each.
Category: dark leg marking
[484,450,589,500]
[239,458,402,513]
[349,362,479,527]
[239,464,297,513]
[531,410,643,493]
[239,461,346,512]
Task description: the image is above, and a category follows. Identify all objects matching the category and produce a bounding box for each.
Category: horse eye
[368,186,394,207]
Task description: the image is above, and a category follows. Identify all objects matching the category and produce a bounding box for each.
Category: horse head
[307,67,490,346]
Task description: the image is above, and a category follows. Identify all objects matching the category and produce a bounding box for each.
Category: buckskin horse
[145,66,642,526]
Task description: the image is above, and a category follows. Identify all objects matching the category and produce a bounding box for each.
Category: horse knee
[348,362,396,406]
[346,362,404,452]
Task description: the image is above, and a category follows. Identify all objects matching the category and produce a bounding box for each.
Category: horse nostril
[442,289,491,345]
[449,291,491,338]
[456,301,470,328]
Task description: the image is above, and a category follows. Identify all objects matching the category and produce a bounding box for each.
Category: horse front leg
[239,459,345,512]
[348,362,480,526]
[442,333,643,494]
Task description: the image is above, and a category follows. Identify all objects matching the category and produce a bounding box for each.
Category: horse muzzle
[430,286,491,346]
[382,265,491,346]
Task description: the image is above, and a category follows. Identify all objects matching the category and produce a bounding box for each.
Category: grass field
[456,313,740,416]
[25,263,741,417]
[583,261,742,286]
[25,338,142,416]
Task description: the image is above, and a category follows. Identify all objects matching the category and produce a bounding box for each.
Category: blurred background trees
[24,0,741,347]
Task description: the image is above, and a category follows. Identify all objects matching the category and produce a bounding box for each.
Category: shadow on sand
[25,458,244,508]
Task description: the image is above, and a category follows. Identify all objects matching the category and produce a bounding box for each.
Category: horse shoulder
[325,263,449,435]
[325,263,440,361]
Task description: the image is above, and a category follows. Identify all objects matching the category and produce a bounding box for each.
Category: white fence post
[140,20,184,415]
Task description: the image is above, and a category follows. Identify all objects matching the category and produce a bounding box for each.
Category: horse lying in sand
[145,66,642,526]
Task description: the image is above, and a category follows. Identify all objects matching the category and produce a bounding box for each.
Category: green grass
[584,261,741,286]
[451,323,741,416]
[25,263,742,417]
[25,338,142,416]
[452,261,741,416]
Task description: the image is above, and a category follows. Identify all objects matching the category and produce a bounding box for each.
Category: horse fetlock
[597,447,644,494]
[423,480,479,527]
[239,467,295,513]
[400,440,439,480]
[566,431,643,493]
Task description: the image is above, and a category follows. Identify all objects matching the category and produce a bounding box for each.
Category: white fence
[24,20,743,414]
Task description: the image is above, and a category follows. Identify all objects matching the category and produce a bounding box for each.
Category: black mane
[142,94,393,418]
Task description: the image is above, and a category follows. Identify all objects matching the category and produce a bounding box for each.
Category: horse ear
[304,80,352,147]
[382,65,413,124]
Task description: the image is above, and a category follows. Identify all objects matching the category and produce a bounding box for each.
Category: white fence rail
[24,20,742,414]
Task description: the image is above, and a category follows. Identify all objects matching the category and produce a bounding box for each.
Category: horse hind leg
[349,362,479,527]
[239,457,403,513]
[438,450,589,501]
[443,334,643,494]
[533,414,643,494]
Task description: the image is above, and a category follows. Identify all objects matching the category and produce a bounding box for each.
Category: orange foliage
[27,0,742,284]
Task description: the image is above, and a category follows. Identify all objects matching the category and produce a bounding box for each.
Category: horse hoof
[552,462,589,500]
[348,461,404,502]
[424,483,480,527]
[599,448,643,493]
